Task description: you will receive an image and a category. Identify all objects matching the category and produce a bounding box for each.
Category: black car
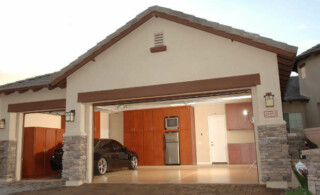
[50,139,138,175]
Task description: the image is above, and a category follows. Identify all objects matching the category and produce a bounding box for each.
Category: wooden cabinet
[123,106,196,166]
[225,102,254,130]
[94,112,100,139]
[228,143,256,164]
[22,127,65,179]
[143,110,154,165]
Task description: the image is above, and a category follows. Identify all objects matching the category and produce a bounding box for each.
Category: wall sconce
[65,110,75,122]
[0,119,5,129]
[264,92,275,107]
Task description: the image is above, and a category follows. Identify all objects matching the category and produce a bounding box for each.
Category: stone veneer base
[0,140,16,181]
[62,136,87,181]
[302,148,320,195]
[288,132,305,159]
[257,124,291,183]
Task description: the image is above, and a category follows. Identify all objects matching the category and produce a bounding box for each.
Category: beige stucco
[282,101,307,129]
[24,113,62,129]
[66,16,284,136]
[109,112,124,144]
[194,99,255,163]
[0,88,66,140]
[100,112,109,139]
[297,55,320,128]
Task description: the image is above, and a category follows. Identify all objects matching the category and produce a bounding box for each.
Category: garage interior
[22,112,65,179]
[92,92,258,184]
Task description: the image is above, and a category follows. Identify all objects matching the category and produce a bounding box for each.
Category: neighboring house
[0,6,297,188]
[282,76,309,132]
[293,44,320,128]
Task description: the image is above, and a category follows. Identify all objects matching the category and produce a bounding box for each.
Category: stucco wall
[0,88,66,140]
[297,55,320,128]
[194,99,255,163]
[66,16,284,136]
[109,112,123,144]
[24,113,62,129]
[100,112,109,139]
[282,101,306,129]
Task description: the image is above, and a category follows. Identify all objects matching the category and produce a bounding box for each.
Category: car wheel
[97,157,108,175]
[129,155,138,170]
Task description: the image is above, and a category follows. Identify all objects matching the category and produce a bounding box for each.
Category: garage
[22,113,65,179]
[0,6,297,188]
[91,92,258,184]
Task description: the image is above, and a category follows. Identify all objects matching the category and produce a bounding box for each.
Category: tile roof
[293,43,320,71]
[283,76,309,102]
[0,72,57,92]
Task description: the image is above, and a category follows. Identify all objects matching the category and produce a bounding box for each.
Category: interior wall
[194,99,255,164]
[24,113,61,129]
[109,112,124,144]
[100,112,109,138]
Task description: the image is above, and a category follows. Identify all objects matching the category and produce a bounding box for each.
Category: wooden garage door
[22,127,65,179]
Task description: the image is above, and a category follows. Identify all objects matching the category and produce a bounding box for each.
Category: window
[283,113,303,132]
[112,141,122,151]
[299,63,306,79]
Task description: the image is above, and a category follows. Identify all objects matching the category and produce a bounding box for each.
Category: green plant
[291,160,308,189]
[286,187,312,195]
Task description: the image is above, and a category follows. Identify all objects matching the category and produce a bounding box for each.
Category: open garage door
[91,92,258,184]
[22,113,65,179]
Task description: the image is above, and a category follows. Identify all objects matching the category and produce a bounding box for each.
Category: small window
[283,113,303,132]
[299,63,306,79]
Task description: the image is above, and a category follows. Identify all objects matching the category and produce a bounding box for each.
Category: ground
[12,184,285,195]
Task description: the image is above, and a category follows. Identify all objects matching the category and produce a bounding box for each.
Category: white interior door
[208,115,228,163]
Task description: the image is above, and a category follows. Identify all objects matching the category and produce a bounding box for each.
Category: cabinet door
[225,102,253,130]
[22,128,35,178]
[179,130,193,165]
[153,109,164,131]
[94,112,101,139]
[143,110,154,165]
[45,128,57,176]
[133,111,144,165]
[34,128,46,177]
[153,131,165,165]
[178,107,191,130]
[124,111,134,151]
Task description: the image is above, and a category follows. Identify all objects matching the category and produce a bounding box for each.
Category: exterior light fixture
[264,92,275,107]
[65,110,75,122]
[0,119,5,129]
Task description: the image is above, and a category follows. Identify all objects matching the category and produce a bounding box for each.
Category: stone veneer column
[302,148,320,195]
[62,136,87,184]
[257,124,291,184]
[0,140,16,181]
[287,132,305,160]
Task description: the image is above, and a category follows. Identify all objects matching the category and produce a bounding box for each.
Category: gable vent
[154,32,164,47]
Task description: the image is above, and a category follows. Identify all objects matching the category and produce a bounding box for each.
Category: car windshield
[94,139,112,149]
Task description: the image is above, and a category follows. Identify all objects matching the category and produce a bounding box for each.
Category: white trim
[197,162,212,165]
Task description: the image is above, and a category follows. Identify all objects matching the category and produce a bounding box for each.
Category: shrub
[286,187,312,195]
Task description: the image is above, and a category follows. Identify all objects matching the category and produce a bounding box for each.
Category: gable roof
[283,76,309,102]
[0,5,297,95]
[293,43,320,72]
[0,73,59,95]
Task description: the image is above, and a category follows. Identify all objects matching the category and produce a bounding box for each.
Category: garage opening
[91,92,258,184]
[22,112,65,179]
